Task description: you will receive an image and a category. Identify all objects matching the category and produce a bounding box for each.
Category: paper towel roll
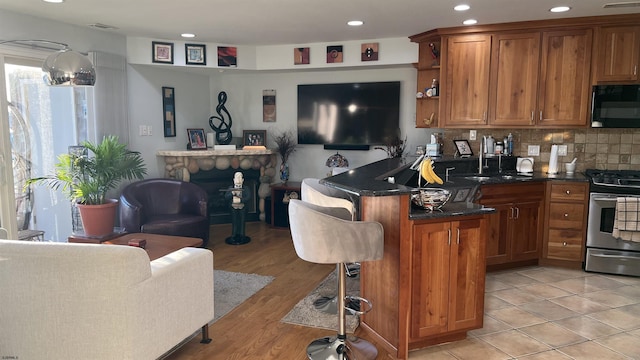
[206,132,214,148]
[548,144,559,174]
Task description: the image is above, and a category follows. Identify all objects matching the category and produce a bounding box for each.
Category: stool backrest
[288,199,383,264]
[301,178,354,217]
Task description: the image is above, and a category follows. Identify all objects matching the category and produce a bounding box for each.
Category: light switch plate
[469,130,477,141]
[528,145,540,156]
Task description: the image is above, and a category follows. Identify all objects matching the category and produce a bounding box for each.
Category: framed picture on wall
[153,41,174,64]
[162,86,176,137]
[185,43,206,65]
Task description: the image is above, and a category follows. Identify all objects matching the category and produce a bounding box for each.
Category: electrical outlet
[469,130,477,141]
[528,145,540,156]
[139,125,146,136]
[147,126,152,136]
[558,145,568,156]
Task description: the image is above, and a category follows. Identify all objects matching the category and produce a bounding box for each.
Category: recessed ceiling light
[42,0,64,3]
[454,4,470,11]
[347,20,364,26]
[550,6,571,12]
[181,33,196,38]
[463,19,478,25]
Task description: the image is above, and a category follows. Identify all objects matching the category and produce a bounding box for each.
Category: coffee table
[70,233,203,261]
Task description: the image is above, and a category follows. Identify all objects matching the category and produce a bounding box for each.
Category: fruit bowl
[411,188,451,211]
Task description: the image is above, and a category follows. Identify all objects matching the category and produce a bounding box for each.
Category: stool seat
[288,199,383,360]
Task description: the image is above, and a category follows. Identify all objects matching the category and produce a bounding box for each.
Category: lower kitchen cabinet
[411,218,486,339]
[479,182,545,269]
[541,181,589,267]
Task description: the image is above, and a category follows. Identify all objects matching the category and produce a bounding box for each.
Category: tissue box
[426,143,440,156]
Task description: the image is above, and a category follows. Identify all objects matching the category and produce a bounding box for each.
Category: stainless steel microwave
[591,85,640,128]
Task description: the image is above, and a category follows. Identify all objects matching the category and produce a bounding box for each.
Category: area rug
[213,270,274,323]
[281,270,360,332]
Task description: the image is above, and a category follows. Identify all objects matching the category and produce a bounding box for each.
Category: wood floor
[164,221,392,360]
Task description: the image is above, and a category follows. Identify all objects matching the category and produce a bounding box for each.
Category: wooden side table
[270,181,301,228]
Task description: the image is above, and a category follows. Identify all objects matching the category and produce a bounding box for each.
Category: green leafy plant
[27,135,147,205]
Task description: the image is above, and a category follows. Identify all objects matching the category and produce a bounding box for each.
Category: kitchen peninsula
[322,158,494,359]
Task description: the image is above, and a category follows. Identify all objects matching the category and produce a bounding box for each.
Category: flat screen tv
[297,81,401,150]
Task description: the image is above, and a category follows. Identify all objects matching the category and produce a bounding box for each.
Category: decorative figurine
[209,91,233,145]
[224,171,251,245]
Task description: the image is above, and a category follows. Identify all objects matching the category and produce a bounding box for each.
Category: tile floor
[409,266,640,359]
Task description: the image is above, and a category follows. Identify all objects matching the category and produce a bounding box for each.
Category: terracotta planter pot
[77,199,119,237]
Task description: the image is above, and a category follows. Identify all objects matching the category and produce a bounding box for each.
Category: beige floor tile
[589,308,640,330]
[480,330,551,357]
[487,307,546,328]
[519,300,578,321]
[558,341,629,360]
[546,267,590,279]
[628,328,640,337]
[439,338,511,360]
[468,315,512,337]
[485,293,515,311]
[549,295,611,314]
[619,302,640,315]
[582,275,628,290]
[549,278,602,294]
[517,349,573,359]
[485,279,514,293]
[492,288,544,306]
[595,333,640,359]
[602,274,640,286]
[616,285,640,299]
[519,322,587,348]
[580,289,638,308]
[489,272,541,287]
[518,283,572,299]
[409,345,459,359]
[554,316,622,340]
[517,268,575,284]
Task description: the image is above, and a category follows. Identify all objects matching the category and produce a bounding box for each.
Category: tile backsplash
[442,128,640,173]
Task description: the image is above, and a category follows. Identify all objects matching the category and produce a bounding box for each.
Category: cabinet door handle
[457,228,461,245]
[635,65,637,76]
[563,241,568,246]
[566,190,571,195]
[515,206,520,219]
[509,207,515,219]
[448,228,451,246]
[564,213,569,218]
[483,111,487,121]
[539,110,543,121]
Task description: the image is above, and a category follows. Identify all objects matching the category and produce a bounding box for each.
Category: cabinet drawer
[549,183,587,201]
[547,229,584,261]
[548,202,586,229]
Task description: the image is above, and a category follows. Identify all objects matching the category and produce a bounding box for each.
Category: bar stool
[288,199,383,360]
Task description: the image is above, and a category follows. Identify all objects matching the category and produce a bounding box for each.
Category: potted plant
[27,135,147,237]
[272,129,296,182]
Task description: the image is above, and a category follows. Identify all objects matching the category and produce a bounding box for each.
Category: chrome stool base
[313,296,361,314]
[307,335,378,360]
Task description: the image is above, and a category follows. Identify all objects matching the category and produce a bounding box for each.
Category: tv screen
[297,81,400,149]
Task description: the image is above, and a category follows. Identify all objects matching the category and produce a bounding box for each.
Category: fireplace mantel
[157,149,277,221]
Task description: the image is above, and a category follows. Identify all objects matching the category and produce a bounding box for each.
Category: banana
[420,158,435,184]
[427,164,444,184]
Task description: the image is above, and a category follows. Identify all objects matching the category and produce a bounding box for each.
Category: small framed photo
[187,128,207,150]
[152,41,174,64]
[294,47,310,65]
[243,130,266,147]
[326,45,343,63]
[162,87,176,137]
[217,46,237,67]
[361,43,379,61]
[453,139,473,157]
[185,43,206,65]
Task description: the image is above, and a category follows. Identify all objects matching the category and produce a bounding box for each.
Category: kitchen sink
[464,176,492,181]
[500,175,532,181]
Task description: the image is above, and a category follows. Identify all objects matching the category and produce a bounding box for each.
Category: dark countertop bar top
[321,157,589,220]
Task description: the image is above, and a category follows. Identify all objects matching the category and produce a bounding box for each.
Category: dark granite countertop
[321,157,589,221]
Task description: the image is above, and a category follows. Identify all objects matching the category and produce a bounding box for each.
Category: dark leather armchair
[119,178,210,247]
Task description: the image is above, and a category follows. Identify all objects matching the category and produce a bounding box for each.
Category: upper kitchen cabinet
[442,34,491,127]
[594,25,640,83]
[538,29,593,127]
[488,32,541,127]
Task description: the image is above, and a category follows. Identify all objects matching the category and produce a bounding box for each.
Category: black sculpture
[209,91,233,145]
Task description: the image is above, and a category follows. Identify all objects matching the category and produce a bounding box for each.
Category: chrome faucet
[445,167,456,182]
[478,142,483,174]
[498,153,503,173]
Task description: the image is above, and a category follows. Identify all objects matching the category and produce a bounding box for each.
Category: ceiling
[0,0,639,46]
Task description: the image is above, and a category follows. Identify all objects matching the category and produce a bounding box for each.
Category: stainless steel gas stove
[584,169,640,277]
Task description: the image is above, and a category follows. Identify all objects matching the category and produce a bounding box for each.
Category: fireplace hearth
[191,168,260,224]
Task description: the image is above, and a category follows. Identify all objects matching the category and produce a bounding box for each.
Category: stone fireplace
[156,149,276,223]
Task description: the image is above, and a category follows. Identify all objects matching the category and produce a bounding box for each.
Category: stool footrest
[345,295,372,316]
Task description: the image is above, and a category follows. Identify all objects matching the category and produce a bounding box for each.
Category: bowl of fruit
[411,188,451,211]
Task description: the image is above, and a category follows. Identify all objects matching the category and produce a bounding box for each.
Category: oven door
[587,192,640,252]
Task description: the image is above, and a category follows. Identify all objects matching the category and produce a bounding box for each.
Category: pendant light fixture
[0,39,96,86]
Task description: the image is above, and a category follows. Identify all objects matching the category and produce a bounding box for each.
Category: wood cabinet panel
[547,229,584,261]
[549,182,588,201]
[596,25,640,82]
[510,200,542,262]
[489,32,541,126]
[548,203,586,229]
[443,34,491,127]
[538,29,593,127]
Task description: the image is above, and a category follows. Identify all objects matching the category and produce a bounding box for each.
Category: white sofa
[0,240,214,360]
